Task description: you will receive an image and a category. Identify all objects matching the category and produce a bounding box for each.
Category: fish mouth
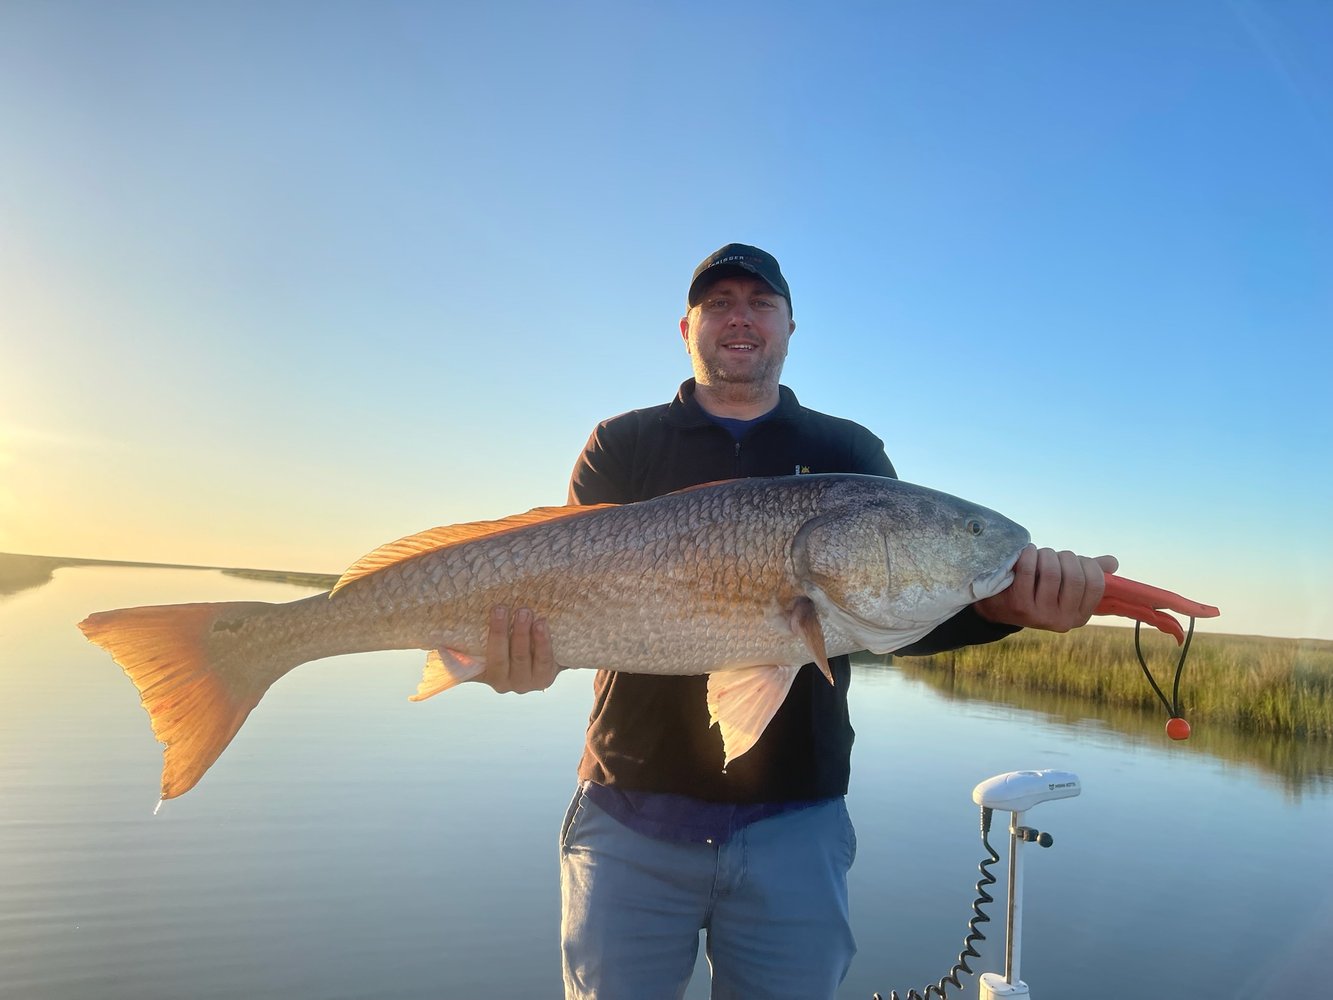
[969,545,1027,602]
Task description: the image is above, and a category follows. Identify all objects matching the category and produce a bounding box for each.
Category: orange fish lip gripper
[1094,572,1219,741]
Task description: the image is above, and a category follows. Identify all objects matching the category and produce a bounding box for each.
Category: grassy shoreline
[890,625,1333,741]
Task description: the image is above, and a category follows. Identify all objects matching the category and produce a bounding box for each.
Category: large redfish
[79,474,1031,801]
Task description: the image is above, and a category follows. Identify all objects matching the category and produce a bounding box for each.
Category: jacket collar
[665,378,802,428]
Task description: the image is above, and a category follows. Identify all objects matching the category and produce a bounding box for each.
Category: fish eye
[966,518,985,536]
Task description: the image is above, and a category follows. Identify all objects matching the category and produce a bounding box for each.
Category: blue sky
[1,1,1330,639]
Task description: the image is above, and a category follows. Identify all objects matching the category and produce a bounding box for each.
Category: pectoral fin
[789,596,833,685]
[410,648,484,701]
[706,665,802,765]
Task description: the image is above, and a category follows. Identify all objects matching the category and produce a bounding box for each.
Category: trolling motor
[972,770,1079,999]
[873,769,1081,1000]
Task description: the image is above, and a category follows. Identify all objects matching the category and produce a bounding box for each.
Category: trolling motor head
[972,770,1080,813]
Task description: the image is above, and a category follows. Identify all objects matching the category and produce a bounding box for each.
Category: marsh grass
[894,625,1333,741]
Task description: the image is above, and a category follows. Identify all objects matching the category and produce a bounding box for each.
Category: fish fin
[662,477,744,496]
[409,648,484,701]
[788,596,833,685]
[78,601,293,801]
[706,665,802,766]
[331,503,617,596]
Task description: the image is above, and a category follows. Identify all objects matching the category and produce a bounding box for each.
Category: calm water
[2,566,1329,999]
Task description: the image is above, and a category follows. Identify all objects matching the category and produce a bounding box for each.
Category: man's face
[679,275,796,389]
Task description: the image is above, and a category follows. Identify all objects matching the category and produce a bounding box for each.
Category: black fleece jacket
[567,380,1017,803]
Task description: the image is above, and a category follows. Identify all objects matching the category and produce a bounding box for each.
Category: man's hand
[975,545,1119,632]
[475,605,561,693]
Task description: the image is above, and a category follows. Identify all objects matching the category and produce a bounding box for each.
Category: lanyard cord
[1134,615,1196,718]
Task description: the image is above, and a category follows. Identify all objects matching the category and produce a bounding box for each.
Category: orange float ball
[1166,717,1191,741]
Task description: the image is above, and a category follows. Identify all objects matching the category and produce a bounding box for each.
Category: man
[480,244,1115,999]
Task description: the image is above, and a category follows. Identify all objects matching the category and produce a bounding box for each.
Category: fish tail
[78,601,292,801]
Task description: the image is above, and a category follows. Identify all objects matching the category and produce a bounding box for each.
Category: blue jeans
[559,788,858,999]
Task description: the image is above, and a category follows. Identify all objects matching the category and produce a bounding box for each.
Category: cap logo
[689,243,792,315]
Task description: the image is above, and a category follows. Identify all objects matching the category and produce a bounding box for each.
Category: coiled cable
[872,805,999,1000]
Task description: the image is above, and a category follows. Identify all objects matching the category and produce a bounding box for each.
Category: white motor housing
[979,971,1030,997]
[971,770,1080,813]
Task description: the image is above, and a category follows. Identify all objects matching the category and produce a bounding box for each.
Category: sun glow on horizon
[0,4,1329,638]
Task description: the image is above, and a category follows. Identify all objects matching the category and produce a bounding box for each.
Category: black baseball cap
[687,243,792,315]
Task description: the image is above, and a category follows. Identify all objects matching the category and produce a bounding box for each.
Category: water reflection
[874,654,1333,796]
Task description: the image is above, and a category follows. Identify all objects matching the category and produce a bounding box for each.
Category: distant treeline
[221,568,340,589]
[0,553,339,599]
[894,625,1333,741]
[0,553,60,596]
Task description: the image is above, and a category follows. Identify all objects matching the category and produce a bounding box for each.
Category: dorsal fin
[664,477,741,496]
[330,503,616,596]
